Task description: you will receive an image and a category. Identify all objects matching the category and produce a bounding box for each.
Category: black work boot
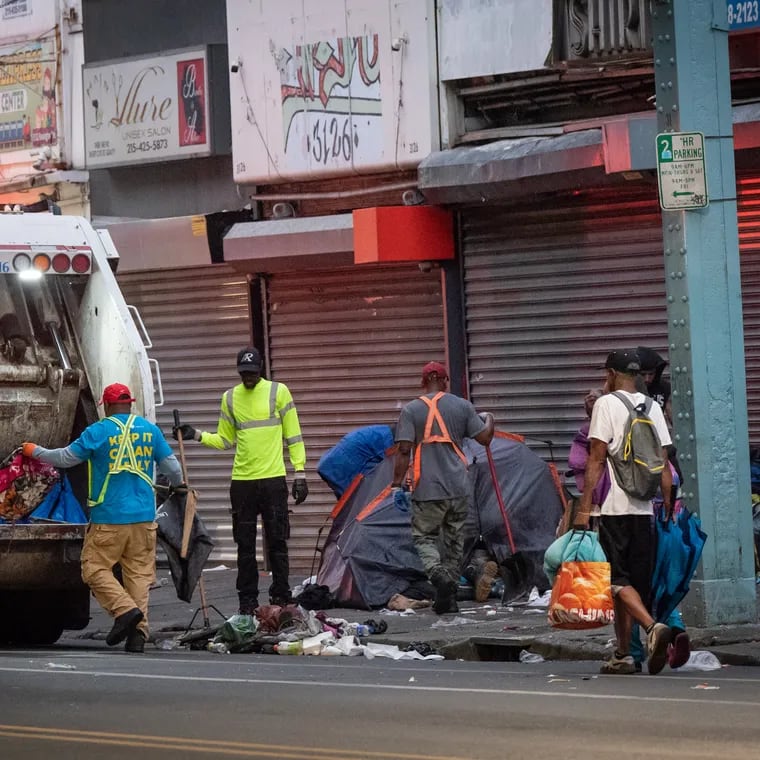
[124,629,146,653]
[106,608,143,646]
[430,568,457,615]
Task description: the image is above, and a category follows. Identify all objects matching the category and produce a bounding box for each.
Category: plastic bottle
[355,624,370,637]
[275,640,303,655]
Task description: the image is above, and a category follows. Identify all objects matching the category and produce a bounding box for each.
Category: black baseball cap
[604,350,641,374]
[236,347,262,373]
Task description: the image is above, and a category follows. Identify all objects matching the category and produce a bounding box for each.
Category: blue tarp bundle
[0,475,87,524]
[651,509,707,623]
[317,425,395,498]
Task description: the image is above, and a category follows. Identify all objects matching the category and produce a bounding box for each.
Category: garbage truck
[0,211,161,645]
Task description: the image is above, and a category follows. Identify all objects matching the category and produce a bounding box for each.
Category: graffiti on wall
[275,34,381,170]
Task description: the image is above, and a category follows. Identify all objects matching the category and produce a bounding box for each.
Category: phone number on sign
[728,1,760,27]
[126,139,169,154]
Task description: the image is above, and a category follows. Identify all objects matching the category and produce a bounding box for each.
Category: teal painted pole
[651,0,756,624]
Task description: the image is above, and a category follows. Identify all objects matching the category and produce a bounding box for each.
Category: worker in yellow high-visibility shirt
[173,347,307,612]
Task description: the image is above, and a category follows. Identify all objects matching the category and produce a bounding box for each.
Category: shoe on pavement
[667,631,691,669]
[431,568,458,615]
[600,653,636,675]
[646,622,673,675]
[106,608,144,646]
[125,629,146,653]
[475,561,499,603]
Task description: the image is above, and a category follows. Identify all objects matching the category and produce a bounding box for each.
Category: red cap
[100,382,136,405]
[421,361,448,387]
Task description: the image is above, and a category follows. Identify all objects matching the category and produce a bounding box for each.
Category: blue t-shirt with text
[69,414,173,524]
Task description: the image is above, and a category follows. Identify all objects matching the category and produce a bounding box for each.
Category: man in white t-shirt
[573,350,673,675]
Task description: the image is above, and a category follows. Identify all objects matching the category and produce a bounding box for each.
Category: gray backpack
[608,391,665,500]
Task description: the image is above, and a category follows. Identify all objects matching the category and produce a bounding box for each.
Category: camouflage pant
[411,496,468,581]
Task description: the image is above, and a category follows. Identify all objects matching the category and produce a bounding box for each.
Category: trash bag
[214,614,259,648]
[0,452,59,522]
[294,583,335,610]
[155,491,214,603]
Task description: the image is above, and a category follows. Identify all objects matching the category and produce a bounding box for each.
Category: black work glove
[292,474,308,505]
[172,424,198,441]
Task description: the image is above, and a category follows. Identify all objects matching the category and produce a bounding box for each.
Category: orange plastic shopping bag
[548,561,615,630]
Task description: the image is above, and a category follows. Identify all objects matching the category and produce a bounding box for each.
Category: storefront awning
[419,104,760,205]
[223,214,355,273]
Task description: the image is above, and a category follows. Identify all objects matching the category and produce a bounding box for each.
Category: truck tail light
[12,253,31,271]
[33,253,51,272]
[71,253,90,273]
[52,253,70,273]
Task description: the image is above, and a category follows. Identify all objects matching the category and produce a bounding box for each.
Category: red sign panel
[176,57,207,147]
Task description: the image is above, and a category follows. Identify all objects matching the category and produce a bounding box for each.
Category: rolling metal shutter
[117,265,252,562]
[461,193,669,466]
[738,175,760,446]
[266,264,445,574]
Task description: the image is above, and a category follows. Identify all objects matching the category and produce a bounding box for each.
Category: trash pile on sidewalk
[169,603,444,660]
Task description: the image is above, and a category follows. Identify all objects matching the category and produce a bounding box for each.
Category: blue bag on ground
[650,509,707,623]
[543,529,607,587]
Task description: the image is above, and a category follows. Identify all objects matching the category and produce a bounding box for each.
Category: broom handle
[173,409,194,559]
[485,444,517,554]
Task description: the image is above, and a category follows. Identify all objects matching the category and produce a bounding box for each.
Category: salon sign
[83,48,211,168]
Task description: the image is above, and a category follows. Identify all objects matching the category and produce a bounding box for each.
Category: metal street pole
[651,0,756,625]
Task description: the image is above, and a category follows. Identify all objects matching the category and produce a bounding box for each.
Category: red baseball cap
[421,361,448,387]
[100,382,136,405]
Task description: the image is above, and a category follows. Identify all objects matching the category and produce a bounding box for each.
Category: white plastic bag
[673,650,722,671]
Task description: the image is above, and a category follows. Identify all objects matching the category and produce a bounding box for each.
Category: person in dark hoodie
[636,347,672,426]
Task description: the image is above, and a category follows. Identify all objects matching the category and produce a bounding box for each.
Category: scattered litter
[486,610,497,617]
[408,676,415,682]
[519,650,545,664]
[46,662,75,670]
[527,589,552,608]
[691,683,720,690]
[363,642,443,661]
[431,616,474,628]
[505,606,515,612]
[547,678,569,683]
[202,564,228,572]
[522,609,545,615]
[149,577,169,589]
[158,638,181,651]
[502,625,518,631]
[673,651,722,672]
[459,609,478,615]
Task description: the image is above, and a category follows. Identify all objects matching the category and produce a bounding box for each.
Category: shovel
[485,443,531,604]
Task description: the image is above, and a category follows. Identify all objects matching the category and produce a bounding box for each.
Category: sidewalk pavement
[73,566,760,666]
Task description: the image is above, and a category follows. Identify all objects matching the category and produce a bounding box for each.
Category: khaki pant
[411,496,468,581]
[80,522,157,636]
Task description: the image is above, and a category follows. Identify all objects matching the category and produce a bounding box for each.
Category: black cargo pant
[230,476,290,611]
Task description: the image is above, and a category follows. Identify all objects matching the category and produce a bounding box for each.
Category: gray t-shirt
[395,392,486,500]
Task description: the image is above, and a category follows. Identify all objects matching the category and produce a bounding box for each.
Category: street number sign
[656,132,708,211]
[727,1,760,31]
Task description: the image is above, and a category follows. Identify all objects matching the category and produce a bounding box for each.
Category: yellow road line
[0,724,470,760]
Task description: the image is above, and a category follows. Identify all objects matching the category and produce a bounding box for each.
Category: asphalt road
[0,642,757,760]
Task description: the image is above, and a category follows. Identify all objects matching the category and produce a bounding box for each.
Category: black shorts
[598,515,654,603]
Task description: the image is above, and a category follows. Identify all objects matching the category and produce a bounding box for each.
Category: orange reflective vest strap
[411,392,468,489]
